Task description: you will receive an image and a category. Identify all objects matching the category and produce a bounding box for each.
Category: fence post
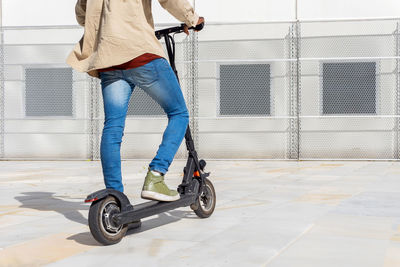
[396,22,400,159]
[288,21,301,160]
[296,21,301,160]
[88,77,100,160]
[0,0,4,159]
[184,29,199,152]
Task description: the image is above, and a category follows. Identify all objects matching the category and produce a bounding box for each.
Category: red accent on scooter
[85,197,98,203]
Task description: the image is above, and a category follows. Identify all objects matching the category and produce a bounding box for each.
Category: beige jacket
[66,0,199,78]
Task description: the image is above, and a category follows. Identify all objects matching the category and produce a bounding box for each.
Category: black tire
[88,195,127,245]
[191,178,216,218]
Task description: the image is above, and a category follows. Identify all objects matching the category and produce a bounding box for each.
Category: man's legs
[124,58,190,175]
[124,58,189,201]
[99,70,134,193]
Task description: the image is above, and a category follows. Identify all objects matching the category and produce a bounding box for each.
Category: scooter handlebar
[155,22,205,39]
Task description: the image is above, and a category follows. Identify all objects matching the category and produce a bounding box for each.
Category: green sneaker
[141,168,180,202]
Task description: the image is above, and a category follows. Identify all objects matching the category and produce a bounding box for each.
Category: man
[67,0,204,202]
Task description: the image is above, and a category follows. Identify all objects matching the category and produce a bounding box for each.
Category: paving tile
[0,160,399,266]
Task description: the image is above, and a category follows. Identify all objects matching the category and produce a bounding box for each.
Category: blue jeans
[99,58,189,192]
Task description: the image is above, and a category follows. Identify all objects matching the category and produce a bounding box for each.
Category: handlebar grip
[190,22,204,31]
[187,22,205,31]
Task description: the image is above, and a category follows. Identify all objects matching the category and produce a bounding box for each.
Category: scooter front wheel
[191,178,216,218]
[88,195,127,245]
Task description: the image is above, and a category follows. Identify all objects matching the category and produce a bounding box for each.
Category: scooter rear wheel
[88,195,127,245]
[191,178,216,218]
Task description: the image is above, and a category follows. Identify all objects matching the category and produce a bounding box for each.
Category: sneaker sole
[141,190,180,202]
[127,220,142,230]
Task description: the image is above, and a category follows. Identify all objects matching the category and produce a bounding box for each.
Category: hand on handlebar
[184,17,205,35]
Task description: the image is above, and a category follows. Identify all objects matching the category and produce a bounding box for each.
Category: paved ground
[0,160,400,267]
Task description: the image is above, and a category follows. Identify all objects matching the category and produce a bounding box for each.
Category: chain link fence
[299,18,400,159]
[193,22,296,159]
[0,19,399,160]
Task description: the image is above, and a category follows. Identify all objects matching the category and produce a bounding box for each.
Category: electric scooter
[84,22,216,246]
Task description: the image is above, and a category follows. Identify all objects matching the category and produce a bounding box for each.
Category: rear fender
[85,189,132,212]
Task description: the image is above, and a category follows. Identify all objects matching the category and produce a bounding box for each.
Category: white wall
[197,0,400,21]
[2,1,400,159]
[299,0,400,20]
[3,0,76,26]
[2,0,195,26]
[2,0,400,26]
[195,0,296,22]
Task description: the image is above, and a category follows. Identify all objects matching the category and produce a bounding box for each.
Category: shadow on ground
[69,209,196,246]
[15,191,89,225]
[15,191,199,246]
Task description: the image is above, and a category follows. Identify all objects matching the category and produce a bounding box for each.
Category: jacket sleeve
[158,0,199,28]
[75,0,87,27]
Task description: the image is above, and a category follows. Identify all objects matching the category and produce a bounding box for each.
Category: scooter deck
[113,193,197,225]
